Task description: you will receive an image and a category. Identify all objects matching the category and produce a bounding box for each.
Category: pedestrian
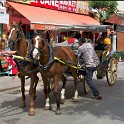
[77,38,102,100]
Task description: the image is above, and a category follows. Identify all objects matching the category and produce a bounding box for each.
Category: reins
[5,29,85,75]
[31,34,86,71]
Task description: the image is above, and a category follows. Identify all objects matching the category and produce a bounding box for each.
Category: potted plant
[121,51,124,62]
[113,52,120,64]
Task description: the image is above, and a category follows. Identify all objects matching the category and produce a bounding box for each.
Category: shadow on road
[0,78,123,122]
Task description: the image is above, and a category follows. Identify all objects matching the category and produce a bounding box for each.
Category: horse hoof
[28,110,35,116]
[55,109,61,115]
[72,97,78,103]
[44,106,52,110]
[61,99,65,104]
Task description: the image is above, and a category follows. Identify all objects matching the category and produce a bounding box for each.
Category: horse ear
[19,20,23,26]
[43,30,50,43]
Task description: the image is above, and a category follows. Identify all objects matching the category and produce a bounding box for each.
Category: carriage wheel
[106,57,117,86]
[96,63,104,79]
[83,76,89,94]
[78,75,89,94]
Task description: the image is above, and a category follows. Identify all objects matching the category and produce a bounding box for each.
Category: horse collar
[41,43,54,70]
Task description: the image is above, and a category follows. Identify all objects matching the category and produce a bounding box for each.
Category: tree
[89,1,118,24]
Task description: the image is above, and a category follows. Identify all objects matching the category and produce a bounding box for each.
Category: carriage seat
[96,50,110,62]
[96,50,103,61]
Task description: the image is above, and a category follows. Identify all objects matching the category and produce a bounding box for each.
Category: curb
[0,85,27,93]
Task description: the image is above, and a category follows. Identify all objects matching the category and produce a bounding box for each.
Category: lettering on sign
[31,0,58,10]
[45,25,57,30]
[59,0,77,12]
[10,0,89,14]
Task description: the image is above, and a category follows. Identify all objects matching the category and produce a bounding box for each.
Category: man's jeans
[86,67,100,97]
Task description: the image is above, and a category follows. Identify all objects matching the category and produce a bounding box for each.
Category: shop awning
[105,13,123,25]
[8,2,100,30]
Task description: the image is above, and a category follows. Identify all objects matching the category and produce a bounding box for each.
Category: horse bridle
[32,33,54,70]
[32,32,46,56]
[8,25,23,50]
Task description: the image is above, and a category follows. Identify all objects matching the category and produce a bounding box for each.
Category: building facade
[5,0,99,41]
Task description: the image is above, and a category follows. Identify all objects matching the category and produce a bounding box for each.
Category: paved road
[0,62,124,124]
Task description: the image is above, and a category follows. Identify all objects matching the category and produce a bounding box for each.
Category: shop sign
[58,1,77,13]
[10,0,89,14]
[45,25,57,30]
[30,23,65,30]
[30,0,58,10]
[0,8,6,14]
[0,14,9,24]
[0,6,6,14]
[30,0,77,13]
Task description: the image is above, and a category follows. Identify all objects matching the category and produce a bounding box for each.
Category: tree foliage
[89,1,118,23]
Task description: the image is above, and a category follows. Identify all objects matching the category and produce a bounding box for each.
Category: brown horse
[32,32,78,115]
[7,21,39,115]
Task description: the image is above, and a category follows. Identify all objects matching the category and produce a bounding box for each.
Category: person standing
[77,38,102,100]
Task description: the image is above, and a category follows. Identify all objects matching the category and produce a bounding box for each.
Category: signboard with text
[8,0,89,15]
[0,14,9,24]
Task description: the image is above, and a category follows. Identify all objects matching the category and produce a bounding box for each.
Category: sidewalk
[0,73,43,92]
[0,62,124,92]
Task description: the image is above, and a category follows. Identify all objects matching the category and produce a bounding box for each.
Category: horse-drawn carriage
[54,25,117,93]
[2,22,117,115]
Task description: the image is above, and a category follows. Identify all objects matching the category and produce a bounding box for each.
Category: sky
[117,1,124,11]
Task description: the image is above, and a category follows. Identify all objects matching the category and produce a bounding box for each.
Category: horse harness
[32,38,84,71]
[7,30,85,74]
[8,25,23,51]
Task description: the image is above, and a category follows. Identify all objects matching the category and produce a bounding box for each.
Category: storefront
[6,0,100,42]
[0,0,9,49]
[105,13,124,51]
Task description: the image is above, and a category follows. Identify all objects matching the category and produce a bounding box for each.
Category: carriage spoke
[106,57,117,85]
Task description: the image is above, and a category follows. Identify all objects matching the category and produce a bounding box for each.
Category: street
[0,62,124,124]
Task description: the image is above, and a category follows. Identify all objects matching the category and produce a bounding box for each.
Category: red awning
[105,13,123,25]
[8,2,100,30]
